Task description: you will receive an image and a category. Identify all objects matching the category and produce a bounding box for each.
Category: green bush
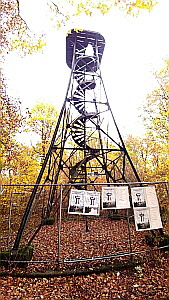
[145,233,169,251]
[145,233,155,246]
[157,234,169,250]
[0,245,34,268]
[42,217,55,225]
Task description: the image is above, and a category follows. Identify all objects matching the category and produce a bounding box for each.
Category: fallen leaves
[0,218,168,299]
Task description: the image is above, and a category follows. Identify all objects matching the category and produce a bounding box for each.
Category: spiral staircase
[13,29,141,249]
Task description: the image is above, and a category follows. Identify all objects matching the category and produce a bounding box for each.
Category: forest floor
[0,218,168,299]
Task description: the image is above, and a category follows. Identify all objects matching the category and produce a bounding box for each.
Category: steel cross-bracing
[13,29,141,250]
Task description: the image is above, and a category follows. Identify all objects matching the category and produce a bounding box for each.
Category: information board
[102,186,130,209]
[131,186,163,231]
[68,189,100,216]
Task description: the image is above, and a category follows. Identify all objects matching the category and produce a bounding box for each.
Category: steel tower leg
[13,29,141,250]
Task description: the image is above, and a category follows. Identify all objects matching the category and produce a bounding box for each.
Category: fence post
[126,208,133,261]
[58,184,63,267]
[165,181,169,199]
[7,191,13,248]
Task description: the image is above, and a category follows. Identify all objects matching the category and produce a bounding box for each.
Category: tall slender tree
[27,102,59,164]
[0,80,25,175]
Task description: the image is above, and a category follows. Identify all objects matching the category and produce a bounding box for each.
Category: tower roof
[66,29,105,69]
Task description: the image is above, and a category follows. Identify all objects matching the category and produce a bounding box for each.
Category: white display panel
[131,186,159,208]
[131,186,163,231]
[68,189,100,216]
[102,186,130,209]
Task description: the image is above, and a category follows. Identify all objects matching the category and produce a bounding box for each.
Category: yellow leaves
[11,38,46,54]
[2,0,159,55]
[113,0,157,15]
[77,3,92,16]
[135,0,157,11]
[75,1,112,16]
[85,9,92,16]
[65,1,113,18]
[68,0,75,5]
[72,28,83,34]
[97,3,112,15]
[66,28,83,36]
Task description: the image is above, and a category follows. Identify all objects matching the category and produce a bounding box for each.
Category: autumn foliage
[0,2,168,299]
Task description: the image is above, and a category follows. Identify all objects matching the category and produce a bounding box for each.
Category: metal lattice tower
[13,29,141,250]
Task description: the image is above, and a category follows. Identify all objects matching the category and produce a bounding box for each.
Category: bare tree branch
[49,0,68,18]
[16,0,30,30]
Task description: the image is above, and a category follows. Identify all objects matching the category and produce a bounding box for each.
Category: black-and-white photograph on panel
[102,187,130,209]
[102,187,116,209]
[84,191,100,216]
[134,208,151,231]
[132,186,163,231]
[68,190,100,216]
[134,206,163,231]
[131,187,147,208]
[68,189,85,214]
[131,186,160,208]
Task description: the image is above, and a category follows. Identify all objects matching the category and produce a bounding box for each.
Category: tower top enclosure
[66,29,105,71]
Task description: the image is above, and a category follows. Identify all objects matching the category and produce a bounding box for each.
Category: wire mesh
[0,182,168,272]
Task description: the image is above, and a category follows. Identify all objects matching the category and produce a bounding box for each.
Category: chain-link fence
[0,182,168,273]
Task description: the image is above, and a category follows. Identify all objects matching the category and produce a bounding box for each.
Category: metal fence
[0,181,168,272]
